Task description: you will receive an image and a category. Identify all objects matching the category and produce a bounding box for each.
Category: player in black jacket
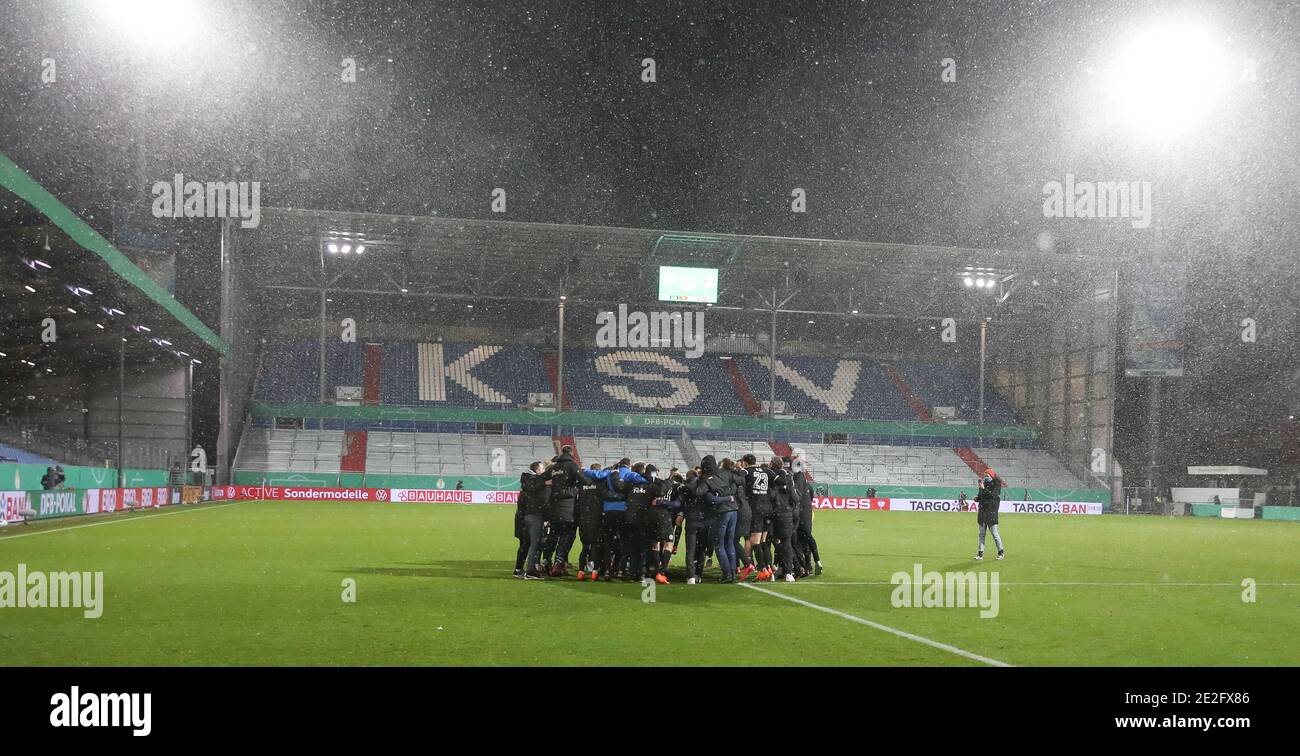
[974,469,1006,560]
[629,465,675,583]
[575,464,604,581]
[782,456,808,577]
[516,462,552,580]
[722,458,755,579]
[680,469,712,584]
[695,455,740,583]
[791,457,822,576]
[768,457,798,582]
[740,454,774,581]
[543,453,583,576]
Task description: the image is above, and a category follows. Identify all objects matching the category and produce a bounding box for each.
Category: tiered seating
[256,341,363,402]
[970,447,1087,490]
[235,429,343,473]
[795,445,976,486]
[242,339,1098,487]
[562,350,747,414]
[382,342,550,406]
[0,442,59,465]
[575,435,687,471]
[895,361,1018,424]
[253,339,1016,426]
[364,432,555,476]
[734,355,914,419]
[691,441,1086,489]
[691,439,779,465]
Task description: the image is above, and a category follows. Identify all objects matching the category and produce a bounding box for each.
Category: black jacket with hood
[792,467,815,524]
[692,455,737,515]
[518,470,551,517]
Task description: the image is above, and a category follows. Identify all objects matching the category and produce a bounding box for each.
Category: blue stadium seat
[253,338,1021,425]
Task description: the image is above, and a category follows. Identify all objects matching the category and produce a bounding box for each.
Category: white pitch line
[0,502,238,542]
[740,582,1012,667]
[780,581,1296,587]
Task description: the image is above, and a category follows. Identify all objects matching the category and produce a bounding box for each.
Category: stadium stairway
[883,363,990,476]
[723,357,763,416]
[542,350,581,464]
[675,430,701,468]
[363,344,383,404]
[541,351,572,411]
[722,354,812,478]
[340,430,368,473]
[553,434,582,466]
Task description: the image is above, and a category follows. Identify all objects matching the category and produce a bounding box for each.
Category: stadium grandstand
[0,153,224,495]
[219,207,1118,506]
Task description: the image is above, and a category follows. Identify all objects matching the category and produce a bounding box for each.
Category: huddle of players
[513,446,824,584]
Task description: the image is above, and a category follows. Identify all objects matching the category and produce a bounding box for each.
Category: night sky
[3,0,1300,467]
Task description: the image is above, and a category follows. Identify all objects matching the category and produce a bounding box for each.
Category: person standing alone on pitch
[974,469,1006,561]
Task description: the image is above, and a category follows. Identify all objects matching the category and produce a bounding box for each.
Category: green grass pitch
[1,500,1295,666]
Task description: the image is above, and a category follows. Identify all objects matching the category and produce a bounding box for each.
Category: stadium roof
[236,206,1116,325]
[0,154,229,390]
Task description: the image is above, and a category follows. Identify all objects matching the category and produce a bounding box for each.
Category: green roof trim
[0,152,230,358]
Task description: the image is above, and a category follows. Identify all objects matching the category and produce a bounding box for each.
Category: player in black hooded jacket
[790,456,822,576]
[575,463,604,581]
[515,462,552,579]
[628,465,674,583]
[694,455,740,583]
[542,451,584,576]
[974,469,1006,561]
[679,469,712,584]
[722,458,755,579]
[768,457,799,582]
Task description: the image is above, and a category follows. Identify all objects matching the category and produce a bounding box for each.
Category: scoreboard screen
[657,266,718,304]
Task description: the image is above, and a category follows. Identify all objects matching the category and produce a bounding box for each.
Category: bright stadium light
[327,243,339,254]
[1103,17,1230,139]
[92,0,201,51]
[340,244,352,254]
[963,277,974,287]
[355,245,365,254]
